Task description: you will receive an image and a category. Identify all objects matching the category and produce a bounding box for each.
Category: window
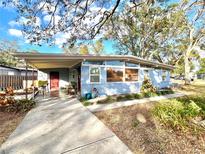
[125,62,139,67]
[83,61,104,65]
[106,60,124,66]
[125,69,138,81]
[107,68,123,82]
[162,71,166,81]
[90,67,100,83]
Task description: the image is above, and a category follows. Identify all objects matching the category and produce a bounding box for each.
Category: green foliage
[197,58,205,74]
[83,101,91,106]
[141,78,156,94]
[92,40,104,54]
[6,99,36,113]
[107,2,187,64]
[177,96,205,117]
[124,94,135,100]
[152,98,205,132]
[79,45,89,55]
[38,80,48,87]
[97,96,116,104]
[134,93,142,99]
[0,40,20,67]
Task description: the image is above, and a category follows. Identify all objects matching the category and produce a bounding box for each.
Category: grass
[95,80,205,153]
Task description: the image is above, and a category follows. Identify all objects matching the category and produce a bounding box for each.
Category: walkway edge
[87,93,188,112]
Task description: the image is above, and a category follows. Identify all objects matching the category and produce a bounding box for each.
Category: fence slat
[0,74,37,90]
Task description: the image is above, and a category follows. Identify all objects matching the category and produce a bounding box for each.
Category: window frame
[89,66,101,84]
[106,67,124,83]
[162,70,167,81]
[125,68,139,82]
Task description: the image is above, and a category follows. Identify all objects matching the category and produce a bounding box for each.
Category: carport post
[25,62,28,100]
[32,67,35,99]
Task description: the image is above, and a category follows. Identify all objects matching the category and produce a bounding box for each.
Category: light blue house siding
[80,61,171,97]
[149,69,171,89]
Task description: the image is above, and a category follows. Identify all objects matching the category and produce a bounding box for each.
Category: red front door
[50,72,59,90]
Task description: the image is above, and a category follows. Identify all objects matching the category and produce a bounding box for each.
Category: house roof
[0,64,37,71]
[13,53,175,70]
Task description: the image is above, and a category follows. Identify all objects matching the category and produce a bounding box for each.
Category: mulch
[95,103,205,154]
[0,111,25,145]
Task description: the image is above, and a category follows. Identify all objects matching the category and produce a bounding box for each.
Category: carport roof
[13,52,175,70]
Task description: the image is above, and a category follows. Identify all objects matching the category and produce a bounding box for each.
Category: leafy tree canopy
[198,58,205,74]
[0,40,19,67]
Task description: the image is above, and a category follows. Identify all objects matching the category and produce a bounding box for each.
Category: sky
[0,4,117,54]
[0,1,204,57]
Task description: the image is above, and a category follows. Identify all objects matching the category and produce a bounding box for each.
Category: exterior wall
[81,64,171,97]
[149,69,171,89]
[38,68,70,89]
[81,65,144,96]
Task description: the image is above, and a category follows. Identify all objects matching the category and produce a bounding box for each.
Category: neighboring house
[13,53,174,96]
[0,64,37,90]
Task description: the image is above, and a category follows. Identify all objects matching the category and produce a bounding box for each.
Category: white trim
[105,67,140,83]
[82,60,140,69]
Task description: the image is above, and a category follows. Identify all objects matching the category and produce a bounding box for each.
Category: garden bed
[95,82,205,153]
[0,111,26,145]
[80,88,174,106]
[0,98,36,145]
[95,100,205,153]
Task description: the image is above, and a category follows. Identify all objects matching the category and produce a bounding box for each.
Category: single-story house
[13,53,174,96]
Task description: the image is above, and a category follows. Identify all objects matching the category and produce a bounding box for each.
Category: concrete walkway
[1,97,132,154]
[87,93,187,112]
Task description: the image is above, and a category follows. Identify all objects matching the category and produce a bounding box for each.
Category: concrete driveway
[0,97,132,154]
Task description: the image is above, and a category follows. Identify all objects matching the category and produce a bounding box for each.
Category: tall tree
[105,1,187,64]
[63,39,104,55]
[0,40,19,67]
[2,0,173,47]
[181,0,205,84]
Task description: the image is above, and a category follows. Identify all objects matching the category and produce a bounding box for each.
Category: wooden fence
[0,75,37,90]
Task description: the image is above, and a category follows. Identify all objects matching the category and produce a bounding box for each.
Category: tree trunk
[184,52,191,85]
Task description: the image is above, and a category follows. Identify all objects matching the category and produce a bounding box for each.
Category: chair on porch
[67,82,77,95]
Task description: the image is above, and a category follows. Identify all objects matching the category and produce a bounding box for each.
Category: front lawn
[95,80,205,153]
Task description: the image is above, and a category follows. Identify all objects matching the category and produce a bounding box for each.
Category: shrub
[38,80,48,87]
[141,79,156,94]
[134,93,142,99]
[79,97,87,102]
[116,95,126,101]
[152,99,204,132]
[124,94,135,100]
[98,96,116,104]
[83,101,91,106]
[6,99,36,113]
